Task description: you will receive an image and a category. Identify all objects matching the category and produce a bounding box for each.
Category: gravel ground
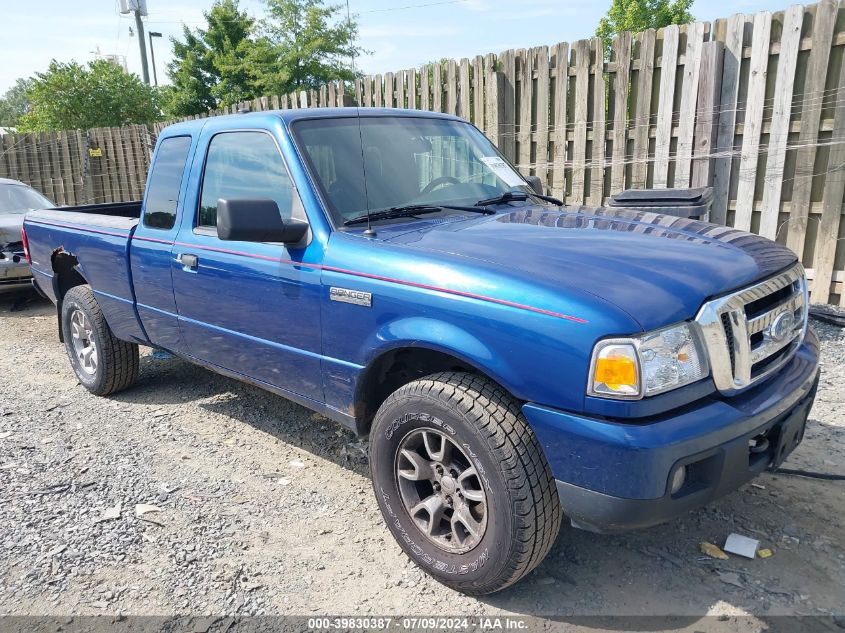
[0,291,843,626]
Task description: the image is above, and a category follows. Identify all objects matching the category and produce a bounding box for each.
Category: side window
[198,132,295,229]
[143,136,192,230]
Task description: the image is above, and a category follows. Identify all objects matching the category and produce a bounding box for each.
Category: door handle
[177,253,198,271]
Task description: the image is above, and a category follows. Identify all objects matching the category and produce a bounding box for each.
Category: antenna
[355,109,374,237]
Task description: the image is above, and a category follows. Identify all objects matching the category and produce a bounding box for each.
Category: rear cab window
[143,136,192,230]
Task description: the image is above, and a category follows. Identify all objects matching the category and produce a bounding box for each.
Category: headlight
[588,323,709,400]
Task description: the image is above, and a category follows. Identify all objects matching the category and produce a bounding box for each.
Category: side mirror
[524,175,544,195]
[216,198,309,244]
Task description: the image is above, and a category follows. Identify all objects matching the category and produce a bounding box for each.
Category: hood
[379,206,797,331]
[0,214,24,247]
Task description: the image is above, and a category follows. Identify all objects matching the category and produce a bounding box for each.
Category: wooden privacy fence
[0,0,844,304]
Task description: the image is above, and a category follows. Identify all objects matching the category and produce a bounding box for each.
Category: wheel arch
[51,248,89,343]
[353,318,523,435]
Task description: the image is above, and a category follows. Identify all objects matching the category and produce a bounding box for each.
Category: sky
[0,0,780,94]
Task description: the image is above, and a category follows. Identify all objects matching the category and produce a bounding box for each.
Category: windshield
[0,184,53,215]
[291,116,533,226]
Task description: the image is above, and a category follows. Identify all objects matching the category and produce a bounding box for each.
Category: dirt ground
[0,291,843,630]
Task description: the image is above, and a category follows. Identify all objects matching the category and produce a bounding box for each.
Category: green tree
[248,0,366,96]
[0,78,33,128]
[163,0,257,117]
[596,0,694,52]
[17,60,161,132]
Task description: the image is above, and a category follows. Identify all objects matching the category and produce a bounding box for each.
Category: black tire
[370,371,561,595]
[61,284,139,396]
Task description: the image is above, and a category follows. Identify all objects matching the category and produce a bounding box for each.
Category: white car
[0,178,54,293]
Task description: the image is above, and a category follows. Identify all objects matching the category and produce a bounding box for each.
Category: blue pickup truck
[22,108,819,594]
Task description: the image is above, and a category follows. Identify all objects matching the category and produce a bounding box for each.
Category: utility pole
[134,8,150,84]
[148,32,162,86]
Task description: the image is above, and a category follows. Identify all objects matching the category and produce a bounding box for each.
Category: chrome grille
[695,263,808,395]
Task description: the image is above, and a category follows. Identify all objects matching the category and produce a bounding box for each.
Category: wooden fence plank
[610,32,631,195]
[397,70,406,109]
[810,52,845,303]
[433,62,443,112]
[421,65,430,111]
[384,72,394,108]
[571,39,590,204]
[534,46,550,190]
[112,127,127,200]
[95,129,113,203]
[35,133,52,199]
[632,29,656,188]
[759,4,804,239]
[407,69,417,110]
[18,134,33,191]
[473,55,484,130]
[517,49,533,173]
[363,76,372,107]
[653,24,680,187]
[485,53,503,151]
[551,42,570,198]
[692,41,724,189]
[26,134,43,192]
[0,135,12,180]
[675,21,706,187]
[447,60,458,115]
[374,75,383,107]
[734,11,772,232]
[711,13,746,225]
[459,58,471,120]
[122,126,140,200]
[787,0,838,256]
[1,134,16,182]
[57,131,75,205]
[500,49,516,161]
[589,38,606,205]
[46,133,65,205]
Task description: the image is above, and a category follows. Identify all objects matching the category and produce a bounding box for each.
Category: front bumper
[523,329,820,533]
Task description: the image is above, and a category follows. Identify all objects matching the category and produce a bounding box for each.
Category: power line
[360,0,469,13]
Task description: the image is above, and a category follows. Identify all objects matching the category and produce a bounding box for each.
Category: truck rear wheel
[369,372,561,595]
[61,285,139,396]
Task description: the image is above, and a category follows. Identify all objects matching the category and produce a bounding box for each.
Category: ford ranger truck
[22,109,819,595]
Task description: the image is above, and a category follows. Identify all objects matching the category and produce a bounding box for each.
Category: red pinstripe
[25,219,587,323]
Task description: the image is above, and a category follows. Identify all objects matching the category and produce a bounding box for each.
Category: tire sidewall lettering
[375,406,503,579]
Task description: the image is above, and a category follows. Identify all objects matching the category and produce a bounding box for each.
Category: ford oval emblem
[769,311,796,342]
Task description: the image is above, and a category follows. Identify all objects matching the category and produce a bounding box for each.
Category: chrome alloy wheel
[69,309,98,375]
[396,428,488,553]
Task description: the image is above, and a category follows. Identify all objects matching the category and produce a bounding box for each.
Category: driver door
[171,127,323,402]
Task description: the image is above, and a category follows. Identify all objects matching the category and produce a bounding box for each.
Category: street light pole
[134,9,150,84]
[148,31,162,86]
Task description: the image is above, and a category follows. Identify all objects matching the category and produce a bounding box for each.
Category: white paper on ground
[724,533,760,559]
[480,156,526,187]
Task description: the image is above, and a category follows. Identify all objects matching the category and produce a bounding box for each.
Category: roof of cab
[160,107,464,136]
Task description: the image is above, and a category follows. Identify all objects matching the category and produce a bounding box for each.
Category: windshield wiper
[475,190,564,207]
[343,204,494,227]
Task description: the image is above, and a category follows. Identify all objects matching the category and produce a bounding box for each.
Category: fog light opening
[670,466,687,495]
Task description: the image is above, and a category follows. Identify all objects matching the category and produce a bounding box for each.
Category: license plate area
[748,401,810,471]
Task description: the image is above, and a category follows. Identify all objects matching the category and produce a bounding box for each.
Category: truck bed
[28,201,141,232]
[23,201,147,345]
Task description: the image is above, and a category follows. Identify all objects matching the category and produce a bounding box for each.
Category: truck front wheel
[61,285,139,396]
[369,372,561,595]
